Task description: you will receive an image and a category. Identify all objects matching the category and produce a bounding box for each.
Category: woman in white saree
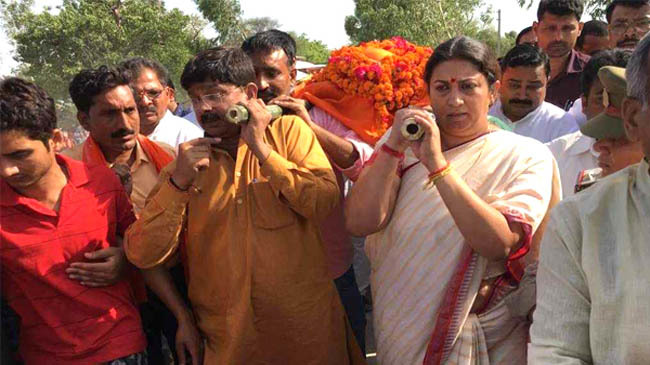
[345,37,558,365]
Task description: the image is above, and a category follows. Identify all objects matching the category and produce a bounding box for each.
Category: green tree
[1,0,209,129]
[194,0,243,44]
[516,0,608,20]
[345,0,494,46]
[475,29,518,57]
[219,16,281,46]
[290,32,330,64]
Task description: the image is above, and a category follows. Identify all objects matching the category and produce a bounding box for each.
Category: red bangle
[427,161,450,178]
[380,143,404,159]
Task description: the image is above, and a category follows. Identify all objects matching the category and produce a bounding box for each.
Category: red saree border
[422,247,477,365]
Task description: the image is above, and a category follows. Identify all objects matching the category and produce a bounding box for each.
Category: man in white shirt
[547,49,631,196]
[120,57,203,148]
[529,36,650,364]
[489,44,578,143]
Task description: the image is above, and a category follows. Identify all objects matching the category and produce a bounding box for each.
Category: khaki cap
[580,66,627,140]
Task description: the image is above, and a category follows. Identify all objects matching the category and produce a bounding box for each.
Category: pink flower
[354,66,368,81]
[370,64,383,76]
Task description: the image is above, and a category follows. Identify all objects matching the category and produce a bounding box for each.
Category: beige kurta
[530,159,650,364]
[125,116,365,364]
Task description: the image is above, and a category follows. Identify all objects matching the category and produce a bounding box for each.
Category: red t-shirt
[0,155,146,364]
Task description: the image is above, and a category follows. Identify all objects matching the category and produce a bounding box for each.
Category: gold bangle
[423,164,454,190]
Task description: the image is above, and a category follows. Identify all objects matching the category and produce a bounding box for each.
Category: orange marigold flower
[310,37,433,136]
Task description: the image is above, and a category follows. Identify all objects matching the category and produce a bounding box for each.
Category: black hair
[500,44,551,78]
[119,57,169,86]
[0,77,57,145]
[580,48,632,97]
[606,0,650,23]
[180,47,256,91]
[424,36,500,87]
[576,20,609,49]
[516,26,535,45]
[242,29,297,66]
[69,66,131,114]
[537,0,584,21]
[166,76,175,90]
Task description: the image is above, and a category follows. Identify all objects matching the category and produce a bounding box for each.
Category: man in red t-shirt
[0,77,146,364]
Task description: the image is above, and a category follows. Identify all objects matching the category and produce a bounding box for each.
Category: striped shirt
[0,154,145,364]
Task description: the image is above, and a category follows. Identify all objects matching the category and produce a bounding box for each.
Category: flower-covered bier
[294,37,433,145]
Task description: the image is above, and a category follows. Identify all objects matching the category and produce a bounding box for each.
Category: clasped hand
[388,107,447,172]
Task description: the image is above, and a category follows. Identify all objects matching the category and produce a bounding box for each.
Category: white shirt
[489,100,578,143]
[567,98,588,127]
[148,110,204,147]
[530,160,650,364]
[546,131,598,197]
[183,111,202,129]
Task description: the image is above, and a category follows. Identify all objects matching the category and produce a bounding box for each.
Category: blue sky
[0,0,544,76]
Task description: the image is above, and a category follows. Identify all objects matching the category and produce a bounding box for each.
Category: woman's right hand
[176,310,204,365]
[386,108,417,152]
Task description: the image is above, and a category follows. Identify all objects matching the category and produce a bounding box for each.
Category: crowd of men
[2,0,650,364]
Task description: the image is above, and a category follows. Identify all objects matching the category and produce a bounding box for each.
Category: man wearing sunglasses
[120,57,203,148]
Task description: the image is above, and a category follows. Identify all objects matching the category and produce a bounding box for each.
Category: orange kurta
[125,116,365,364]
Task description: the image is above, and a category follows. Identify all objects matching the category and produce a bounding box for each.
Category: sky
[0,0,545,76]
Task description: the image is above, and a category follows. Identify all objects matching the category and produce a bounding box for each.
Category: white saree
[365,130,556,365]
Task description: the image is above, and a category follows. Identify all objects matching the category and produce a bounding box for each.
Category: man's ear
[51,129,72,152]
[489,80,501,108]
[166,86,176,102]
[245,82,259,100]
[533,21,539,37]
[622,97,641,140]
[578,22,584,36]
[290,64,297,84]
[77,111,91,132]
[581,95,588,112]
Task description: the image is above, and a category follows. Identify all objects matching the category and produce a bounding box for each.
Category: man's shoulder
[151,140,176,157]
[58,153,120,188]
[270,114,310,132]
[558,165,636,217]
[546,130,580,155]
[540,101,569,117]
[159,112,203,135]
[571,50,591,72]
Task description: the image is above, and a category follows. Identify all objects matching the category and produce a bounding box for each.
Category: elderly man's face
[622,66,650,168]
[593,136,644,176]
[131,68,171,134]
[608,5,650,49]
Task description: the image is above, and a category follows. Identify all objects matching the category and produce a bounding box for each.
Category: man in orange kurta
[124,48,365,364]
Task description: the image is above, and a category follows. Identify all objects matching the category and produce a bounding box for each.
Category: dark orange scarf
[82,134,173,172]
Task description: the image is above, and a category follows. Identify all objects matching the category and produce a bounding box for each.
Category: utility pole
[497,9,502,55]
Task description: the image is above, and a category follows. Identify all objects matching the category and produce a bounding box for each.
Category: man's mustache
[200,111,222,125]
[111,128,135,138]
[509,99,533,106]
[617,37,639,47]
[258,88,277,102]
[138,105,157,114]
[548,41,568,49]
